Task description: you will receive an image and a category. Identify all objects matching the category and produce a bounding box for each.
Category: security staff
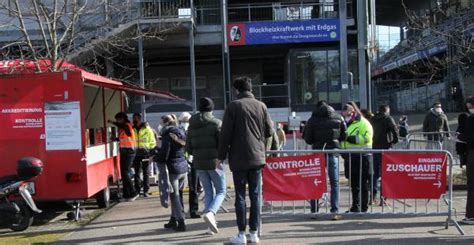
[109,112,138,202]
[133,113,157,197]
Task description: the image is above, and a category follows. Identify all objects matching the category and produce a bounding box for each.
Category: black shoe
[346,207,359,213]
[174,219,186,232]
[190,212,201,219]
[164,217,177,229]
[143,193,150,198]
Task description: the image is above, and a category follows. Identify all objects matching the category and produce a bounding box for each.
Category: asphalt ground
[56,186,474,244]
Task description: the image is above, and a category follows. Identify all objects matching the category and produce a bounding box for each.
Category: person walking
[303,101,347,220]
[178,112,202,219]
[370,105,398,205]
[423,102,450,143]
[341,102,373,213]
[155,115,189,232]
[109,112,139,202]
[186,97,226,235]
[132,113,157,197]
[459,96,474,225]
[218,77,273,244]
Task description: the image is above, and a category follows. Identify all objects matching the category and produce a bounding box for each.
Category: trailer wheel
[96,183,110,208]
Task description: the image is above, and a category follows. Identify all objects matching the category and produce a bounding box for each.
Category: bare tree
[0,0,182,74]
[399,0,474,84]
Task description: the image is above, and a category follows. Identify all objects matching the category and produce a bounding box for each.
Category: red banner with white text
[263,154,327,201]
[382,152,448,199]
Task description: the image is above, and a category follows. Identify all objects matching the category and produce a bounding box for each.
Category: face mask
[344,116,352,123]
[435,108,442,114]
[469,109,474,114]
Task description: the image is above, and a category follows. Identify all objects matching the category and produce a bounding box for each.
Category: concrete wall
[395,82,446,112]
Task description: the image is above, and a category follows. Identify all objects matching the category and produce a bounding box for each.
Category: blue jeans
[310,154,339,213]
[233,169,261,232]
[327,154,339,213]
[197,169,227,215]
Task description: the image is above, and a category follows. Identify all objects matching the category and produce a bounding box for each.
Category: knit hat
[199,97,214,112]
[178,112,192,122]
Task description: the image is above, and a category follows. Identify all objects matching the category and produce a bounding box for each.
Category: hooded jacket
[303,104,347,149]
[371,112,399,149]
[155,126,188,175]
[186,112,222,170]
[218,91,273,172]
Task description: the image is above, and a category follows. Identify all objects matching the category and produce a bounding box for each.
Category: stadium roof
[376,0,428,26]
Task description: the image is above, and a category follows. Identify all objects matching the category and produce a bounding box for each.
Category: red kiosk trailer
[0,60,181,217]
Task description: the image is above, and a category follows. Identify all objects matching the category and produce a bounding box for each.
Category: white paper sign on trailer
[44,101,82,151]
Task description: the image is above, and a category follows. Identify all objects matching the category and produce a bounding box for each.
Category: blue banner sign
[228,19,340,46]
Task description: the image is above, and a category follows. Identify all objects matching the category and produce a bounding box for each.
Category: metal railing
[261,149,465,235]
[136,0,192,19]
[405,131,460,164]
[196,1,354,25]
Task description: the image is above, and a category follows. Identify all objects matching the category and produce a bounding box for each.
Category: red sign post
[263,154,327,201]
[382,152,448,199]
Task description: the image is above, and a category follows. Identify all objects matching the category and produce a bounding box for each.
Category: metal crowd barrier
[406,131,461,164]
[261,149,465,236]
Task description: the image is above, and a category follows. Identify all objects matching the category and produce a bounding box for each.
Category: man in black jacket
[303,101,347,219]
[460,96,474,225]
[371,105,398,205]
[218,77,273,244]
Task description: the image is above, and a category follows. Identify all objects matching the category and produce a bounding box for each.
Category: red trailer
[0,60,181,215]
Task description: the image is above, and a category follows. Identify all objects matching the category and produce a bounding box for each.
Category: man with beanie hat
[186,97,225,235]
[459,96,474,225]
[218,77,274,243]
[199,97,215,112]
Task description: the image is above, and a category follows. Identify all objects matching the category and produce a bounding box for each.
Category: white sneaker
[460,218,474,225]
[229,233,247,244]
[205,227,215,235]
[203,212,218,233]
[249,232,260,243]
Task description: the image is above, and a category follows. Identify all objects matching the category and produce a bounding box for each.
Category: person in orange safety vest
[109,112,139,202]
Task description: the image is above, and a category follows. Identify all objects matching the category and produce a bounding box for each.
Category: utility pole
[190,0,197,113]
[138,35,146,120]
[221,0,232,105]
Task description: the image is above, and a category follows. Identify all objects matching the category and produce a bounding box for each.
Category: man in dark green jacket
[186,97,225,235]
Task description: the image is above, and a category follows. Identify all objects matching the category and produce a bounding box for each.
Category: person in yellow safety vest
[132,113,157,198]
[108,112,139,202]
[341,102,373,213]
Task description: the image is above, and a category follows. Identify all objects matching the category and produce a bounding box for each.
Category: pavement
[56,185,474,244]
